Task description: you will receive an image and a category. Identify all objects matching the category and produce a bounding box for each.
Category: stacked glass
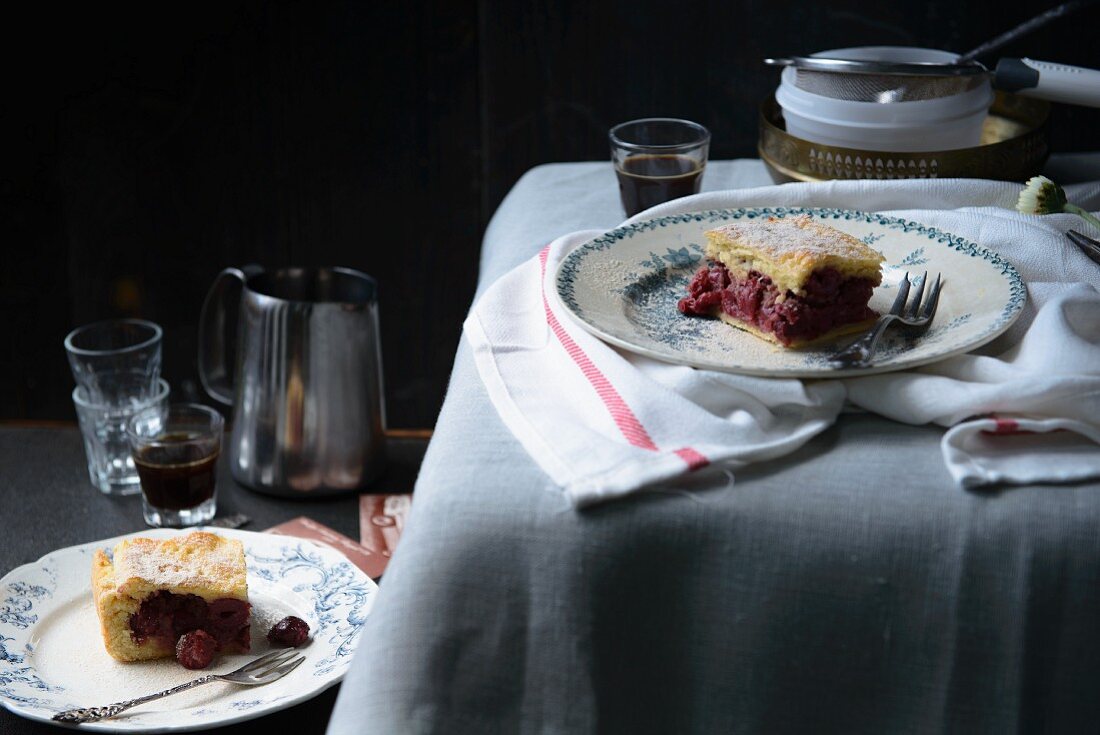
[65,320,168,496]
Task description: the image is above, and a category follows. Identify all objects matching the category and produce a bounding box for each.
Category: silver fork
[1067,229,1100,266]
[52,648,305,724]
[827,271,943,369]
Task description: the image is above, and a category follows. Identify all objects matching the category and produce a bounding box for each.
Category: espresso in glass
[609,118,710,217]
[133,437,219,510]
[128,404,224,527]
[616,154,705,217]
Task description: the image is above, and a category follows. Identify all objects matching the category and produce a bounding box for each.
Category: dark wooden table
[0,424,428,735]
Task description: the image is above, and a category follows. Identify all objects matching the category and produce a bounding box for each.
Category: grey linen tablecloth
[328,160,1100,734]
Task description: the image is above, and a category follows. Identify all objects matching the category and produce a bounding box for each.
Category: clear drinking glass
[64,319,163,404]
[609,118,710,217]
[128,404,224,528]
[73,378,170,495]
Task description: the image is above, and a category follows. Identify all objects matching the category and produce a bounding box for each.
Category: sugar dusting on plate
[28,584,306,713]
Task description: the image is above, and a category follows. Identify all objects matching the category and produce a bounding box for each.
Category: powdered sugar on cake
[703,215,884,299]
[707,214,878,263]
[112,536,244,595]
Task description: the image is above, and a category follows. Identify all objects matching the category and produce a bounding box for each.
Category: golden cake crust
[91,531,249,662]
[716,312,877,348]
[704,214,884,295]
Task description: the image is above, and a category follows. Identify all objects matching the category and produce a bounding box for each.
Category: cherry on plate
[267,616,310,646]
[176,629,218,669]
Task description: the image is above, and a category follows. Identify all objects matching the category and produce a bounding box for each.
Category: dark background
[3,0,1098,428]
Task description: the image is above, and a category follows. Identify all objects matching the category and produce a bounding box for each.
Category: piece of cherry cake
[92,531,251,662]
[678,214,885,347]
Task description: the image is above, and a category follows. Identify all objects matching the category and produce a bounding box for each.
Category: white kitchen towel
[464,178,1100,506]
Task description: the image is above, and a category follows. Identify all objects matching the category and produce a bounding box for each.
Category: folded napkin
[464,178,1100,506]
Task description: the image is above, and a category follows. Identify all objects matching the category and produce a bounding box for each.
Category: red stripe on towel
[674,447,710,470]
[980,416,1022,435]
[982,416,1040,436]
[538,246,709,471]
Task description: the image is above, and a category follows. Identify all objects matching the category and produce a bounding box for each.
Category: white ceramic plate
[555,207,1026,377]
[0,528,376,732]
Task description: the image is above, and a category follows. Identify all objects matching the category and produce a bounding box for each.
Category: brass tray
[759,92,1049,183]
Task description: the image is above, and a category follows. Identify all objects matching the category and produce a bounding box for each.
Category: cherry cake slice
[678,214,885,347]
[92,531,251,662]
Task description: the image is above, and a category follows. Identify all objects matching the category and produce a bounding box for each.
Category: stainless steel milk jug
[198,266,386,496]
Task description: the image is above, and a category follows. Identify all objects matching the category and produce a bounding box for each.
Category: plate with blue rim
[0,527,375,732]
[554,207,1026,377]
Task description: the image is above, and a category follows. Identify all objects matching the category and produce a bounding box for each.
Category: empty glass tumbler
[73,378,170,495]
[65,319,166,495]
[64,319,163,404]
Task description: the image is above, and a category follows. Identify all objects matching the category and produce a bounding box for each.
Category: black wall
[4,1,1098,427]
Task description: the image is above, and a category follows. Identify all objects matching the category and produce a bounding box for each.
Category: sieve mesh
[793,69,988,102]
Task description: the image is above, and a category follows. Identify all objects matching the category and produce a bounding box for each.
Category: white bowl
[775,46,994,152]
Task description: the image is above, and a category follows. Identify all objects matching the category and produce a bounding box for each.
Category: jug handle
[198,265,263,406]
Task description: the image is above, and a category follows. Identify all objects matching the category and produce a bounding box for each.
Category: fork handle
[830,315,898,366]
[52,674,217,724]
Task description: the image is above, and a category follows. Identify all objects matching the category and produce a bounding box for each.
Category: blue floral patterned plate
[0,528,376,732]
[555,207,1025,377]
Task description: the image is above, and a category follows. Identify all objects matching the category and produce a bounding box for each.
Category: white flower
[1016,175,1100,232]
[1016,175,1067,215]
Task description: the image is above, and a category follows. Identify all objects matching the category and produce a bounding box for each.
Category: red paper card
[265,516,389,580]
[358,494,411,567]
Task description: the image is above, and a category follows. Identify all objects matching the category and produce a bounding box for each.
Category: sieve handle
[957,1,1092,63]
[994,58,1100,108]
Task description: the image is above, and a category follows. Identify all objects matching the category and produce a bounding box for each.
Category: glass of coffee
[127,404,224,528]
[609,118,710,218]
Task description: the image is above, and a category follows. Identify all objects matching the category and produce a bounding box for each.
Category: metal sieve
[765,2,1100,106]
[787,65,988,103]
[768,51,1100,108]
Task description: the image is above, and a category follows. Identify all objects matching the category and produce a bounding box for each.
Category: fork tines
[233,647,299,673]
[921,273,943,320]
[825,270,944,368]
[249,650,302,678]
